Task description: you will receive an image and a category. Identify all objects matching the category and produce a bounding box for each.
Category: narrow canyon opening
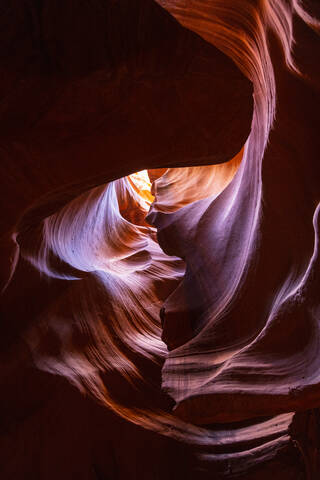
[2,1,320,479]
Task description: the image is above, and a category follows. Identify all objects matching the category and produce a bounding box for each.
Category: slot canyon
[1,1,320,478]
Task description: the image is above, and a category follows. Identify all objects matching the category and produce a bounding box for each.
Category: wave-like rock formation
[1,1,320,478]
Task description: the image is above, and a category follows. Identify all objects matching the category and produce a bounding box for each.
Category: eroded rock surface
[1,1,320,479]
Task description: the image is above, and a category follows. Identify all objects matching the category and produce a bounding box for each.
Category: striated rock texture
[1,1,320,479]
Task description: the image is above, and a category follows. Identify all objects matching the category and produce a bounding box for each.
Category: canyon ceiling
[1,1,320,479]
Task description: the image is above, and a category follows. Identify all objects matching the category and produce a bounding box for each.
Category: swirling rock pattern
[1,1,320,479]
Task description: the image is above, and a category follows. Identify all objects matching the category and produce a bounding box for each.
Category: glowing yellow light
[129,170,154,207]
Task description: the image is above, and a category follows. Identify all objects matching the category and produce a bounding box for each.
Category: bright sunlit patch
[129,170,154,209]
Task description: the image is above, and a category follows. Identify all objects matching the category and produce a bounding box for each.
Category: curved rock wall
[1,1,320,478]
